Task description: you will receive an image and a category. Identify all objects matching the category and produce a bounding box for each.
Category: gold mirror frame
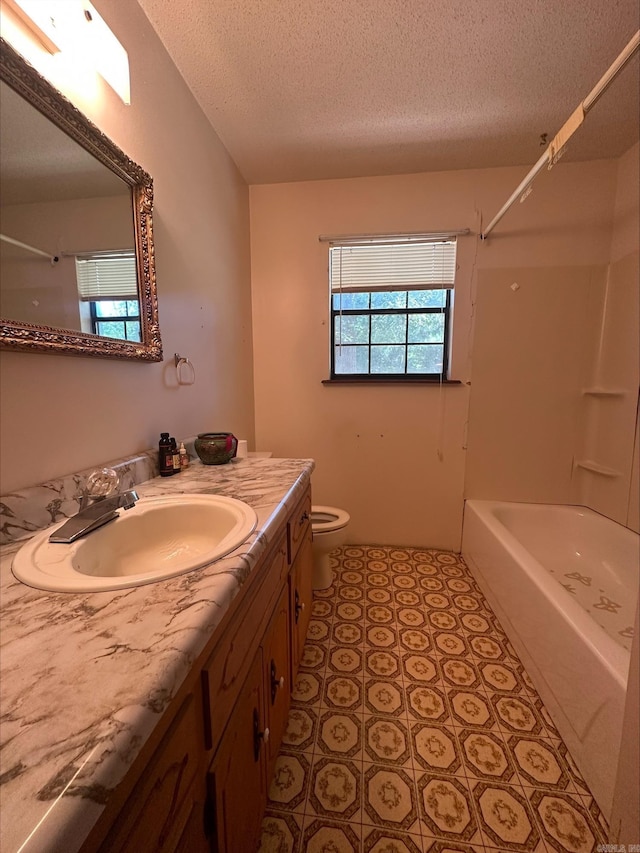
[0,38,162,361]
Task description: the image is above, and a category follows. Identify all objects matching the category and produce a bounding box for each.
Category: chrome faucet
[49,489,139,544]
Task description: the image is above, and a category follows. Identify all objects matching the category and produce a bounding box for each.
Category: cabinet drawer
[99,695,202,852]
[287,489,311,565]
[202,536,288,752]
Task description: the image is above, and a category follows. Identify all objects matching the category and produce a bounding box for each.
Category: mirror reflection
[0,38,162,361]
[1,81,138,340]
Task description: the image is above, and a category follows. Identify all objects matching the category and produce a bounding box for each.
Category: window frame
[329,288,453,383]
[89,299,142,341]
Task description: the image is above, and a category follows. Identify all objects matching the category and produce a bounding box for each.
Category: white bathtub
[462,499,639,819]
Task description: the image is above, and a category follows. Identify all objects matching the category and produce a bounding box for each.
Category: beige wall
[0,0,255,494]
[250,160,617,549]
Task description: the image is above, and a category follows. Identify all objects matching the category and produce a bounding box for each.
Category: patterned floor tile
[367,604,397,625]
[367,648,403,679]
[526,788,606,851]
[311,599,335,619]
[398,628,432,653]
[410,721,462,776]
[367,624,399,648]
[364,678,407,717]
[458,727,517,784]
[308,755,363,822]
[299,642,328,672]
[363,825,424,853]
[489,692,547,737]
[282,705,318,751]
[505,734,574,792]
[260,545,608,853]
[428,610,463,632]
[333,620,365,645]
[422,839,486,853]
[328,645,365,676]
[397,607,429,629]
[405,682,452,725]
[395,590,424,607]
[267,751,312,813]
[447,689,501,732]
[416,772,484,846]
[323,674,365,713]
[367,587,395,606]
[363,763,421,834]
[291,669,323,706]
[317,710,363,760]
[336,600,365,621]
[478,661,526,695]
[458,613,494,635]
[364,716,413,767]
[306,618,331,644]
[440,657,481,691]
[258,810,303,853]
[402,652,440,684]
[471,780,542,851]
[301,816,362,853]
[433,632,471,658]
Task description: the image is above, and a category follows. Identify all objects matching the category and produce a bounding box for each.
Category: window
[329,237,456,380]
[75,251,141,341]
[89,299,141,341]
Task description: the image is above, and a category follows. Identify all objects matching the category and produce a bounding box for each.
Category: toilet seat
[311,505,350,532]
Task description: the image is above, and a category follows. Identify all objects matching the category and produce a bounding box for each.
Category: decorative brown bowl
[194,433,238,465]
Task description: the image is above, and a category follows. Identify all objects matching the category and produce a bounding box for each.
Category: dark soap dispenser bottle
[159,432,174,477]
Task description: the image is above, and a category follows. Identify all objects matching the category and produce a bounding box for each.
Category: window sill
[322,377,465,386]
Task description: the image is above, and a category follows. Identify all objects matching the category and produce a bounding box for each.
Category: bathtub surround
[0,454,314,852]
[462,500,639,821]
[259,545,609,852]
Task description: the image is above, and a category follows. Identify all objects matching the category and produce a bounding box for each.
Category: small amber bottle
[170,437,181,474]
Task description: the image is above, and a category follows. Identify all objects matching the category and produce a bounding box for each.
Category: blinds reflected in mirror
[75,250,137,301]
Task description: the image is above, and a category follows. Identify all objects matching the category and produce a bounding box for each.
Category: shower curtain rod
[481,29,640,241]
[0,233,59,263]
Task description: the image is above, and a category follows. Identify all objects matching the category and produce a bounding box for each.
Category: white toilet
[311,505,350,589]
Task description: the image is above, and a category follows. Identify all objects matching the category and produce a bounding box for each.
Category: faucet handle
[80,468,120,510]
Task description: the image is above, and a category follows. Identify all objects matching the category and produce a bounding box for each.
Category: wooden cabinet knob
[294,590,306,623]
[253,709,269,760]
[270,661,286,703]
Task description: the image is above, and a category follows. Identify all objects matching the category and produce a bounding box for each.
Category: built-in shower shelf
[582,387,626,397]
[575,459,622,478]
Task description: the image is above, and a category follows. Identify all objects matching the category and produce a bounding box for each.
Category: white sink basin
[12,494,258,593]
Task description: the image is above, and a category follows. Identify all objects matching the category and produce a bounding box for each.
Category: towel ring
[174,353,195,385]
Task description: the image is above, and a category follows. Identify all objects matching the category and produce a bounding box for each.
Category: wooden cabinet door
[97,694,204,853]
[208,650,267,853]
[289,533,313,681]
[262,584,291,778]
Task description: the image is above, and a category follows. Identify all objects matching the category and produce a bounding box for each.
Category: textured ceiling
[137,0,640,184]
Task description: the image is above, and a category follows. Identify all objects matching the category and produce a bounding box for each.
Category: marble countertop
[0,457,314,853]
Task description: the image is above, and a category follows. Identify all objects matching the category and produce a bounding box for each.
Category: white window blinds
[75,251,138,301]
[329,239,457,293]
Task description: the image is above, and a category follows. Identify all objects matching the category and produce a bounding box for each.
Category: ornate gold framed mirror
[0,38,162,361]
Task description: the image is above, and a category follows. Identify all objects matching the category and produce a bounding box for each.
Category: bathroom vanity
[0,457,314,853]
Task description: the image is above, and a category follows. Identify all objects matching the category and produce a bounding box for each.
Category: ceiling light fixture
[4,0,130,104]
